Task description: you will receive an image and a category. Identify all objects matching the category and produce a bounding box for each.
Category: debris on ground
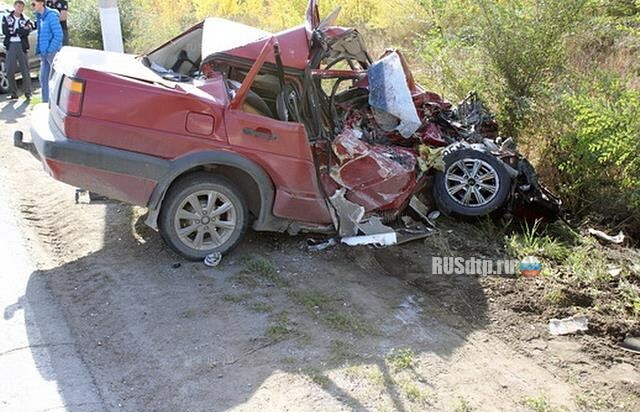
[548,316,589,336]
[587,228,625,244]
[341,232,397,247]
[306,238,338,252]
[409,196,438,227]
[74,189,110,204]
[619,336,640,354]
[204,252,222,267]
[357,216,395,236]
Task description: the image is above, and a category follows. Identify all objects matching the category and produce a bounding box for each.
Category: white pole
[98,0,124,52]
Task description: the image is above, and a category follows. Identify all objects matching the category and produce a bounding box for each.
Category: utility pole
[98,0,124,52]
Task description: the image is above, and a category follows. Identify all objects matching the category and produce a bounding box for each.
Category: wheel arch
[145,151,289,232]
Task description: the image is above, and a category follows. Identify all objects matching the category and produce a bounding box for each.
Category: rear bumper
[25,104,171,206]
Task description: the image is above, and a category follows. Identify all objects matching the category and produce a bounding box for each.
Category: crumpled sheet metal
[342,216,398,246]
[330,128,417,211]
[328,188,365,237]
[368,52,422,138]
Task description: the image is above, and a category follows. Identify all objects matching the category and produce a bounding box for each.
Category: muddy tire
[159,172,248,260]
[433,148,511,217]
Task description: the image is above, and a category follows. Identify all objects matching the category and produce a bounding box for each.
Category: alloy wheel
[173,189,237,251]
[445,158,500,207]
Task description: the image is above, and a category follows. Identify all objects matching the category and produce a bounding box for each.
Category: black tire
[159,172,248,260]
[0,55,9,94]
[433,148,511,217]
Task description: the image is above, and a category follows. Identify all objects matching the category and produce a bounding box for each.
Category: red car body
[21,0,559,258]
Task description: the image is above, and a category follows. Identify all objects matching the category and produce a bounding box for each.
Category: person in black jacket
[2,0,33,99]
[45,0,68,45]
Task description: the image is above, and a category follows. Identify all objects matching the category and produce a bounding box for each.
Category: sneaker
[9,94,19,100]
[25,94,31,101]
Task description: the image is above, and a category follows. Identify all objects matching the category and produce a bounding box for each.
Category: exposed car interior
[144,25,204,81]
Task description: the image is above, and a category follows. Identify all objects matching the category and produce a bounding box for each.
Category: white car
[0,3,40,94]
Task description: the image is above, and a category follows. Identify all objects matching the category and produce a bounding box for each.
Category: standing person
[31,0,62,103]
[45,1,68,45]
[1,1,33,99]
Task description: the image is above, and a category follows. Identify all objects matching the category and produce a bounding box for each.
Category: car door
[223,39,332,225]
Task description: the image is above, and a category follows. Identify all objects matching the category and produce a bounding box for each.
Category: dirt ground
[0,97,638,411]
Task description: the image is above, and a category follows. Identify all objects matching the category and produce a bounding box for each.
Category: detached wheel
[434,148,511,217]
[0,55,9,94]
[159,172,248,260]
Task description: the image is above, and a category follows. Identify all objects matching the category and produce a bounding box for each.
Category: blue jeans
[39,52,57,103]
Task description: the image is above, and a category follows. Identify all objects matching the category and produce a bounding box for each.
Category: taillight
[58,76,85,116]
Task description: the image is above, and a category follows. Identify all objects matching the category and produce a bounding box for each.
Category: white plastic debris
[341,232,397,247]
[204,252,222,267]
[357,216,395,235]
[306,238,337,252]
[619,336,640,354]
[587,228,625,244]
[75,189,91,204]
[548,316,589,336]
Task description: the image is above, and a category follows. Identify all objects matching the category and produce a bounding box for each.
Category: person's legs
[39,53,56,102]
[6,43,20,97]
[16,47,32,97]
[39,54,50,102]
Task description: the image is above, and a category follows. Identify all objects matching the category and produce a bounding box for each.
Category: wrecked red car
[17,0,560,259]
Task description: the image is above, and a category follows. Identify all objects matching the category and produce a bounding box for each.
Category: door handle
[242,127,277,140]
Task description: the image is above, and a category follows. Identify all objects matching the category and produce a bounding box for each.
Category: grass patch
[289,290,335,310]
[544,288,567,306]
[505,220,569,261]
[328,340,359,366]
[289,289,378,336]
[228,271,260,287]
[324,312,377,335]
[265,312,300,343]
[344,365,385,387]
[248,301,273,313]
[304,368,330,387]
[564,242,611,284]
[386,348,415,370]
[233,256,289,287]
[521,394,561,412]
[396,378,431,404]
[454,396,474,412]
[221,293,251,303]
[179,309,196,319]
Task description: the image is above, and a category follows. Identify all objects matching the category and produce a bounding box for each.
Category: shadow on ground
[7,198,490,410]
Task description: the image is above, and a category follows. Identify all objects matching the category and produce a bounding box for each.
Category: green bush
[475,0,588,136]
[558,74,640,223]
[69,0,138,52]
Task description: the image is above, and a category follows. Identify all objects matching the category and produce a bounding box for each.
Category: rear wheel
[0,55,9,94]
[434,148,511,217]
[159,172,248,260]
